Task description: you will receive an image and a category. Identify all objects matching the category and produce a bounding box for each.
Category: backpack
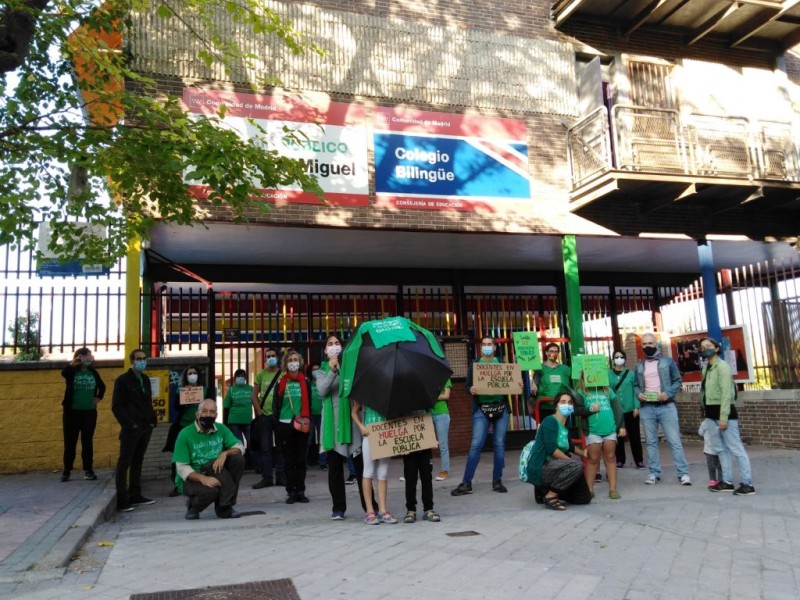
[518,438,536,484]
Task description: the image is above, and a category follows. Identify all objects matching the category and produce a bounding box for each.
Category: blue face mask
[235,377,246,385]
[558,404,574,417]
[133,358,147,372]
[481,345,494,357]
[266,357,278,368]
[700,348,717,358]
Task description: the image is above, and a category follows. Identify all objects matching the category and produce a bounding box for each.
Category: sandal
[543,495,566,511]
[379,511,398,524]
[404,511,416,524]
[423,510,441,522]
[364,512,380,525]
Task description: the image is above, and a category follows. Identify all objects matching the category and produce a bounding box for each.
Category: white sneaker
[399,476,405,482]
[645,474,660,485]
[679,474,692,486]
[435,471,448,481]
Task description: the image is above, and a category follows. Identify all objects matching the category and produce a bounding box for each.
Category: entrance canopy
[146,222,798,288]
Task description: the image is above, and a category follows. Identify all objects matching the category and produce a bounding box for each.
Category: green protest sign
[581,355,609,387]
[571,354,584,380]
[512,331,542,370]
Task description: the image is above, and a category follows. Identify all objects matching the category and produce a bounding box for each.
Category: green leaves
[0,0,324,265]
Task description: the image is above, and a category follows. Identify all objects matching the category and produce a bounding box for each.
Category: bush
[8,312,43,361]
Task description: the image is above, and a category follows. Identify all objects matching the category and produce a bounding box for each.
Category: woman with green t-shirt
[223,368,254,446]
[61,347,106,482]
[578,375,626,500]
[526,391,590,510]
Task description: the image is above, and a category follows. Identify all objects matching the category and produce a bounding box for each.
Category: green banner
[512,331,542,370]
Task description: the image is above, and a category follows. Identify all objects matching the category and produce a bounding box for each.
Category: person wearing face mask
[305,363,328,472]
[111,349,158,512]
[634,333,691,486]
[318,335,367,520]
[252,348,286,489]
[699,337,755,495]
[174,399,245,520]
[451,337,510,496]
[223,368,254,451]
[163,365,213,496]
[609,350,644,469]
[273,350,312,503]
[60,347,106,482]
[525,391,590,510]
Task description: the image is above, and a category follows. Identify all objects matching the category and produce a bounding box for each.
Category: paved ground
[2,440,800,600]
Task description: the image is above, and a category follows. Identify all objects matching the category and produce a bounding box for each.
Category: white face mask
[614,358,625,366]
[326,344,342,358]
[287,362,300,373]
[187,374,199,385]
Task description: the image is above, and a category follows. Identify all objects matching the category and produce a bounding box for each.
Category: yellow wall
[0,365,126,474]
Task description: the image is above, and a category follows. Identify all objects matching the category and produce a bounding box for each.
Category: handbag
[479,401,507,420]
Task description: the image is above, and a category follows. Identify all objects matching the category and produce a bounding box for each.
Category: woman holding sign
[451,337,510,496]
[351,401,398,524]
[609,350,644,469]
[577,363,625,500]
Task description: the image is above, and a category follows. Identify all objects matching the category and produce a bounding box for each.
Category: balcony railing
[567,105,799,189]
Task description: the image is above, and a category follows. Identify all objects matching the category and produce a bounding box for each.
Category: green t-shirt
[223,384,253,425]
[279,380,304,421]
[310,375,323,415]
[72,371,96,410]
[538,363,572,398]
[580,389,616,436]
[556,419,569,453]
[432,379,453,416]
[608,369,637,413]
[172,423,241,492]
[254,369,280,416]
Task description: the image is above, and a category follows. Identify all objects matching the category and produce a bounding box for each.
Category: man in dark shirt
[112,348,157,512]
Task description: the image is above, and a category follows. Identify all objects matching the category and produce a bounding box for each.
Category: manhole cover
[446,530,480,537]
[129,578,300,599]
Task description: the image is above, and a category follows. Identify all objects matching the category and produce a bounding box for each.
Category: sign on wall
[372,107,531,211]
[670,324,755,384]
[183,89,370,206]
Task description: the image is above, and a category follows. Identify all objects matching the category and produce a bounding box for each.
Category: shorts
[586,432,618,445]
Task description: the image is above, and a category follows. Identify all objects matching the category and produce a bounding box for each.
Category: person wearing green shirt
[609,350,644,470]
[432,379,452,481]
[252,348,285,489]
[451,337,510,497]
[60,347,106,482]
[700,337,755,495]
[525,391,590,511]
[174,399,245,520]
[531,343,572,422]
[578,373,625,500]
[223,368,254,444]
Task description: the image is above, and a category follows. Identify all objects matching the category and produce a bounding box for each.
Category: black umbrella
[348,329,453,420]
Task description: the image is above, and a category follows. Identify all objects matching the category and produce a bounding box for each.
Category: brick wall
[675,389,800,449]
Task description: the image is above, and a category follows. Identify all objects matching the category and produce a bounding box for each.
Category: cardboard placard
[512,331,542,370]
[179,385,205,405]
[367,413,438,460]
[581,355,609,387]
[471,362,523,395]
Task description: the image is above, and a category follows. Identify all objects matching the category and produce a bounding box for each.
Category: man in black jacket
[112,348,157,512]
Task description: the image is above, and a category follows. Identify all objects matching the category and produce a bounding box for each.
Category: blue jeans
[462,407,509,484]
[640,402,690,479]
[705,418,752,485]
[432,413,450,473]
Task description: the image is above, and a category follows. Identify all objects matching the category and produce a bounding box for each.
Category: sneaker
[679,475,692,486]
[331,511,345,520]
[451,482,473,496]
[117,504,134,513]
[708,480,718,487]
[492,479,508,493]
[60,471,70,483]
[595,473,602,482]
[84,471,97,481]
[286,495,296,504]
[346,474,357,485]
[295,494,310,503]
[252,478,274,489]
[609,490,622,500]
[399,476,405,482]
[733,483,756,496]
[616,462,624,469]
[636,462,646,470]
[129,495,155,506]
[435,471,448,481]
[708,481,734,492]
[644,474,660,485]
[320,465,328,471]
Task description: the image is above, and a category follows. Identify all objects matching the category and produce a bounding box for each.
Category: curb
[35,478,117,571]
